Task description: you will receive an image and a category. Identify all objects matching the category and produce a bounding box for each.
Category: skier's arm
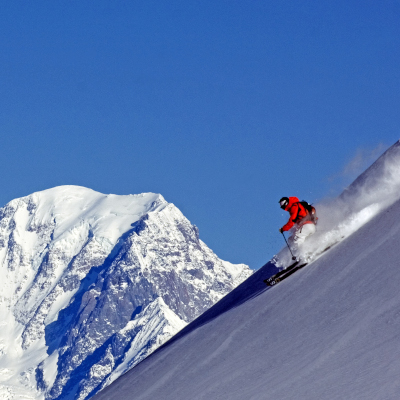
[281,204,298,232]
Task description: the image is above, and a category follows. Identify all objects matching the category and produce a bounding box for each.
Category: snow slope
[0,186,251,400]
[93,140,400,400]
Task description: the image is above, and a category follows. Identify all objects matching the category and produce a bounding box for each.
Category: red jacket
[281,196,312,232]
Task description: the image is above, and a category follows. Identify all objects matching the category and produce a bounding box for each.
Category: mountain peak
[0,186,251,400]
[16,186,166,246]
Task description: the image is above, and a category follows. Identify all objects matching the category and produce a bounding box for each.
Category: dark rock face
[0,186,252,400]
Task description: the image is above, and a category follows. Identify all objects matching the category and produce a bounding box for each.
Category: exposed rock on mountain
[0,186,252,400]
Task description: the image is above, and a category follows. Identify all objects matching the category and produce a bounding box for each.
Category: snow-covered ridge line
[0,185,252,400]
[22,185,166,244]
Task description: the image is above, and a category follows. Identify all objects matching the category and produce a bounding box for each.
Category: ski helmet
[279,197,289,209]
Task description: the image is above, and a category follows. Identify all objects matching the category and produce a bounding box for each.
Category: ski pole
[281,232,296,260]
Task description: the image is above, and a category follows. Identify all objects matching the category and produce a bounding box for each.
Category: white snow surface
[93,140,400,400]
[0,185,251,400]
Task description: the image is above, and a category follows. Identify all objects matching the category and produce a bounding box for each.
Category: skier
[278,196,316,260]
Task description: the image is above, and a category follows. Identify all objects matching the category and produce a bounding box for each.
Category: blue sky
[0,1,399,268]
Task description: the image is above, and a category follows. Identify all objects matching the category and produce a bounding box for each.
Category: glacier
[0,186,252,399]
[93,140,400,400]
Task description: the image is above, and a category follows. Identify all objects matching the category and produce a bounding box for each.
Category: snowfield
[93,140,400,400]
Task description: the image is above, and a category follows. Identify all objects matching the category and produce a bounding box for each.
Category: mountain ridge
[0,185,251,400]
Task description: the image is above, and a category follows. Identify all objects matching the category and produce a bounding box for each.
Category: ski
[263,240,341,287]
[263,261,299,286]
[264,263,308,287]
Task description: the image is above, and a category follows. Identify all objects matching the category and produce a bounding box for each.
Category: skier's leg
[287,230,301,259]
[297,223,316,243]
[288,224,316,259]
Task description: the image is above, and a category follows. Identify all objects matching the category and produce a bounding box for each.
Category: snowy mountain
[93,140,400,400]
[0,186,251,400]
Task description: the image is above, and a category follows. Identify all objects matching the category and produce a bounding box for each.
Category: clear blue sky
[0,1,399,268]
